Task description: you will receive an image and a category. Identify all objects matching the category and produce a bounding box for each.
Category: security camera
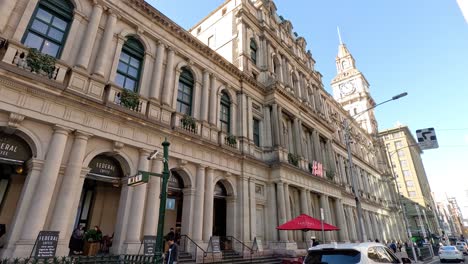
[147,150,159,160]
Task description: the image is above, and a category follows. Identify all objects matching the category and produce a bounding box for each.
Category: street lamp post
[154,139,170,263]
[344,92,407,242]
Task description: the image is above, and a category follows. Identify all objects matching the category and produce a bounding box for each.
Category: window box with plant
[225,134,237,147]
[25,48,57,78]
[288,153,300,167]
[180,115,196,132]
[119,89,140,110]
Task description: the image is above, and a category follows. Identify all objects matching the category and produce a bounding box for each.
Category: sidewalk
[395,250,436,264]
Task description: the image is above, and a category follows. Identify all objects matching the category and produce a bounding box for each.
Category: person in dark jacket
[165,228,175,241]
[69,225,84,255]
[166,238,179,264]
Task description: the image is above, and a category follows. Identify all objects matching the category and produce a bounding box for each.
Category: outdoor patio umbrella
[276,213,340,231]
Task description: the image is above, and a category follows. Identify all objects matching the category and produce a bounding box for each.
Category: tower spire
[337,26,343,45]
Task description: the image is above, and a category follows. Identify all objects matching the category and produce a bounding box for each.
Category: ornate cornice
[124,0,265,92]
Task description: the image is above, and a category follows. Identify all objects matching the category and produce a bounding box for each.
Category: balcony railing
[172,113,201,136]
[1,41,68,83]
[107,85,148,114]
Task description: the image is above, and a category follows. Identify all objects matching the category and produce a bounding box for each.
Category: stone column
[49,131,90,253]
[192,81,202,119]
[335,199,348,242]
[231,101,237,137]
[162,47,175,106]
[364,211,373,241]
[271,104,280,147]
[12,0,39,42]
[326,140,337,176]
[249,178,256,240]
[149,41,165,101]
[226,197,237,237]
[192,165,205,242]
[319,194,331,242]
[312,130,321,163]
[2,159,43,258]
[208,75,218,125]
[93,11,117,77]
[247,97,253,140]
[266,183,278,241]
[203,168,214,241]
[293,118,302,156]
[76,3,103,69]
[284,183,293,241]
[239,176,250,240]
[264,105,272,147]
[181,188,195,238]
[287,120,294,153]
[0,0,16,34]
[300,188,309,215]
[143,160,162,236]
[200,71,210,122]
[276,182,287,241]
[125,150,150,246]
[278,106,284,147]
[19,127,69,241]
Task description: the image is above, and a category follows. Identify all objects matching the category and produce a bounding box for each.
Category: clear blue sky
[149,0,468,216]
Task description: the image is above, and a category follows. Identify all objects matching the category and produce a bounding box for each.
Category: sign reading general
[143,235,157,256]
[0,132,32,163]
[88,155,123,178]
[34,231,59,258]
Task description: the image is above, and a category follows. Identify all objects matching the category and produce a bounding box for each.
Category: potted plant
[26,48,56,78]
[225,134,237,146]
[180,115,196,131]
[288,153,299,166]
[119,89,140,110]
[83,229,102,256]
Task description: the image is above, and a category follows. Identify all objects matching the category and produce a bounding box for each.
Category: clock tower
[331,39,378,134]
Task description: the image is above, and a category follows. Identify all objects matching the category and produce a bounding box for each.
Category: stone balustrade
[107,84,148,115]
[1,41,68,83]
[172,112,201,136]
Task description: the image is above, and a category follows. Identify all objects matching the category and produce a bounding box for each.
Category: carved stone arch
[213,177,236,197]
[0,124,44,160]
[169,166,193,188]
[67,0,83,13]
[175,61,200,85]
[119,30,154,56]
[217,85,236,104]
[82,148,134,176]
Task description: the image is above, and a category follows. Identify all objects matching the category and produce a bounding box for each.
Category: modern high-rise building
[379,126,440,237]
[0,0,403,259]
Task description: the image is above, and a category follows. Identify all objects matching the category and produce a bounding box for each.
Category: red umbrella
[276,214,340,231]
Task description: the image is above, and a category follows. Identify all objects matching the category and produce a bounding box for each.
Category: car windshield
[442,246,456,250]
[303,249,361,264]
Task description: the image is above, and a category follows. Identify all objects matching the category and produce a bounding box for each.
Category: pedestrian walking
[397,241,402,252]
[389,241,397,253]
[69,225,84,255]
[166,238,179,264]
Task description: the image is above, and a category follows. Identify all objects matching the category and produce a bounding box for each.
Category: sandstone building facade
[0,0,404,258]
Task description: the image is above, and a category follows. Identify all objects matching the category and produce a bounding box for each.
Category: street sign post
[416,128,439,150]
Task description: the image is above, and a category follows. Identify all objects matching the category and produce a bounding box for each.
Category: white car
[455,241,468,255]
[439,246,465,263]
[303,242,412,264]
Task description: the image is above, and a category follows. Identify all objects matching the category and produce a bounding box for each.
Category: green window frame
[115,37,144,92]
[220,91,231,134]
[177,68,194,115]
[253,118,260,147]
[250,39,257,64]
[22,0,74,58]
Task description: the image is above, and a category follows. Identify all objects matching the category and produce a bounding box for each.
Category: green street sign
[127,171,150,186]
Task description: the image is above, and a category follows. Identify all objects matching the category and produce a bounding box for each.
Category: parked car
[455,241,468,255]
[439,246,465,263]
[303,242,412,264]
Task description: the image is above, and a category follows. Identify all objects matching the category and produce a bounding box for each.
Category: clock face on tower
[339,81,356,96]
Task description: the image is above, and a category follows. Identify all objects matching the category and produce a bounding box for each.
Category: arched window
[115,37,144,92]
[177,68,194,115]
[250,39,257,64]
[219,91,231,133]
[22,0,74,58]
